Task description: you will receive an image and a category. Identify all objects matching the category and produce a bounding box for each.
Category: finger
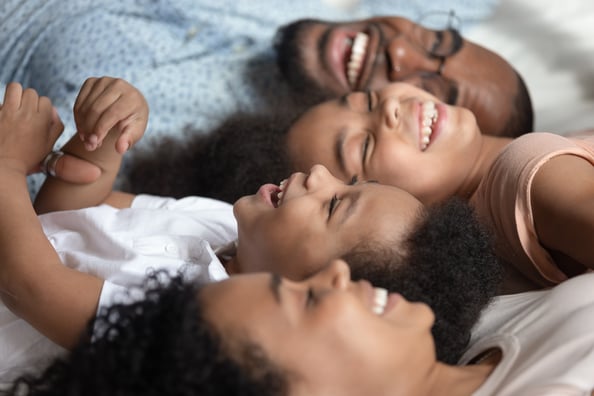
[3,82,23,110]
[74,78,103,137]
[75,80,122,144]
[21,88,40,112]
[88,89,127,139]
[116,130,133,154]
[52,154,101,184]
[38,96,64,146]
[75,77,115,118]
[73,77,99,114]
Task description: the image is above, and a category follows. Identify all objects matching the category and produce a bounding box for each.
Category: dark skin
[276,16,532,138]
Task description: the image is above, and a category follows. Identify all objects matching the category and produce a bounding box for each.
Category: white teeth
[347,32,369,87]
[372,287,388,315]
[276,180,287,207]
[420,101,437,151]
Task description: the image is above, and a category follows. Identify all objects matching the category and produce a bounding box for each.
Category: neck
[458,136,512,199]
[422,358,497,396]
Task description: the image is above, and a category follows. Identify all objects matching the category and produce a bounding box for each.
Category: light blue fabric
[0,0,498,197]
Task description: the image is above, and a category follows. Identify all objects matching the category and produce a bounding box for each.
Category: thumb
[52,154,102,184]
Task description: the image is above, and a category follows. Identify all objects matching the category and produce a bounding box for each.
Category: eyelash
[328,194,339,219]
[362,134,370,165]
[306,288,316,306]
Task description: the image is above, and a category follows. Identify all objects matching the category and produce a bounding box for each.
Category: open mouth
[258,183,282,208]
[372,287,388,315]
[420,101,438,151]
[345,32,370,88]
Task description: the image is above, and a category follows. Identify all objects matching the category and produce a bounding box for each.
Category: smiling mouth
[421,101,438,151]
[372,287,388,315]
[346,32,369,88]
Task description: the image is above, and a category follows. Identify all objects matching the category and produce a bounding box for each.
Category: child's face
[287,82,483,204]
[233,165,422,279]
[202,260,435,394]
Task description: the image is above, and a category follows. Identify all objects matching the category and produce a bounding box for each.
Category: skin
[231,164,422,279]
[280,16,523,138]
[202,259,496,396]
[288,81,594,286]
[288,82,507,205]
[2,77,424,350]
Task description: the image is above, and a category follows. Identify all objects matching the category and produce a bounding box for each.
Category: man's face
[276,16,531,137]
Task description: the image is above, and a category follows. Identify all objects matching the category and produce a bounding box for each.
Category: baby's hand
[74,77,148,153]
[0,83,63,174]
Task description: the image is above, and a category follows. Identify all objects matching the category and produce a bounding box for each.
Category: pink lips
[417,102,445,151]
[382,293,402,316]
[326,28,355,88]
[257,184,281,208]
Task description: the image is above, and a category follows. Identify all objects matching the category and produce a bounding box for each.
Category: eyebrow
[334,95,356,177]
[339,191,361,226]
[269,273,282,303]
[334,129,347,175]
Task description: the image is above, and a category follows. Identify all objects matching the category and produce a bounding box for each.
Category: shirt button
[165,244,178,254]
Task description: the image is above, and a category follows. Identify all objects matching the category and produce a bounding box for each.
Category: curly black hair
[126,111,296,204]
[3,273,287,396]
[344,198,503,364]
[3,198,500,394]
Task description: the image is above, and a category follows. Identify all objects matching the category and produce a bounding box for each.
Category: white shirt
[0,194,237,384]
[461,273,594,395]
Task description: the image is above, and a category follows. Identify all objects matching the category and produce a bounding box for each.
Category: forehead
[287,100,350,175]
[333,182,423,248]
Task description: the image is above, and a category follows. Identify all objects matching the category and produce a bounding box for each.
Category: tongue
[257,184,281,207]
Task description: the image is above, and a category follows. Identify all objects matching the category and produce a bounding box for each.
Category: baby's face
[232,164,422,279]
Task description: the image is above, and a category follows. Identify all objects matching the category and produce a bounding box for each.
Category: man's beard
[274,19,338,107]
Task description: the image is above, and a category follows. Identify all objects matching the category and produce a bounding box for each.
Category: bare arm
[532,154,594,275]
[34,77,147,214]
[0,83,103,349]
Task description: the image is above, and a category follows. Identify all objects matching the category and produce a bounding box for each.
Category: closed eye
[306,287,316,307]
[366,90,374,111]
[328,194,340,219]
[362,134,370,167]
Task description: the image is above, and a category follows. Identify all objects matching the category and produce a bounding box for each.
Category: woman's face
[287,82,484,204]
[233,165,422,279]
[202,260,436,395]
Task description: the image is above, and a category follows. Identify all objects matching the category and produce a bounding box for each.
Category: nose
[387,36,442,81]
[305,164,340,190]
[379,96,400,129]
[308,259,351,290]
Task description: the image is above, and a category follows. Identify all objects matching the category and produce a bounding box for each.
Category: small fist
[74,77,149,153]
[0,83,63,174]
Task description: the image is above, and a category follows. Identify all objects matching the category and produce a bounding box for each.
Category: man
[275,15,534,138]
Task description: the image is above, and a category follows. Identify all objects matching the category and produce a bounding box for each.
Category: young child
[0,79,498,382]
[286,82,594,293]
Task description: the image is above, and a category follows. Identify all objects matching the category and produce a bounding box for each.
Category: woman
[6,261,594,395]
[0,79,497,382]
[285,82,594,293]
